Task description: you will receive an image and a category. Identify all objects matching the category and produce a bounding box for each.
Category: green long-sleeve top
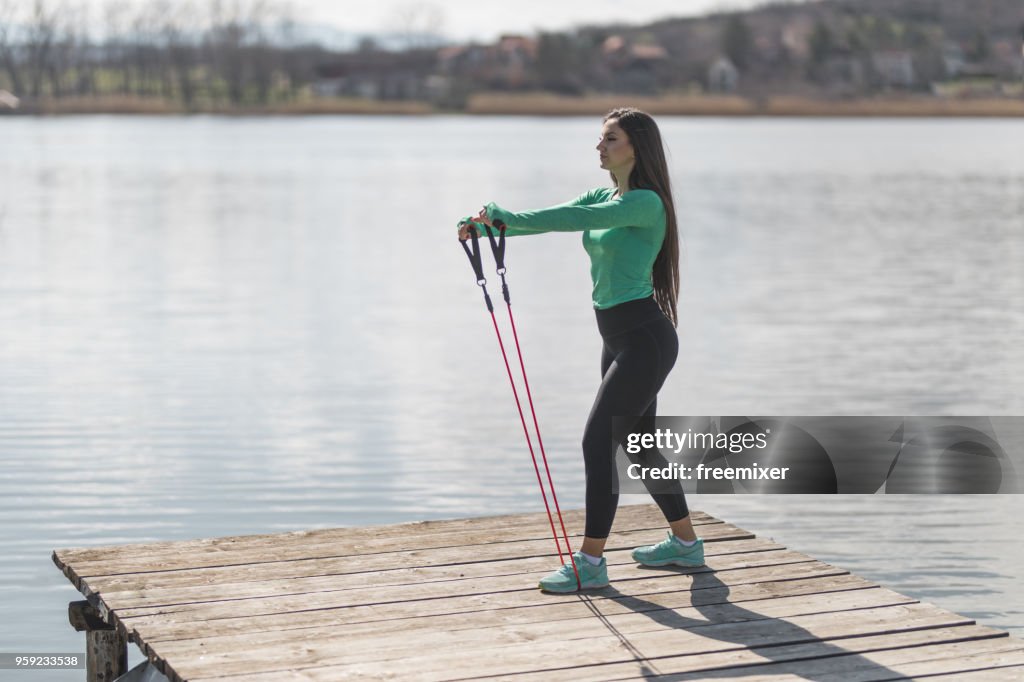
[473,186,667,310]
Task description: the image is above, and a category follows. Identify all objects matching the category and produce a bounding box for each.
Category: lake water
[1,115,1022,679]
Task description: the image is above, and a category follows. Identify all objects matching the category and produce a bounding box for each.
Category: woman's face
[596,119,634,173]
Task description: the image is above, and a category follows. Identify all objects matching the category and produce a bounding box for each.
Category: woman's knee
[581,431,608,467]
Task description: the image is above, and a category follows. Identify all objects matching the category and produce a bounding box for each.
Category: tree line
[1,0,1019,111]
[0,0,332,107]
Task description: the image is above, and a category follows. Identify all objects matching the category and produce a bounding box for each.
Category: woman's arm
[466,187,607,237]
[486,189,664,235]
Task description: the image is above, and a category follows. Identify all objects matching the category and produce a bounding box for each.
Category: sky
[299,0,786,42]
[60,0,795,45]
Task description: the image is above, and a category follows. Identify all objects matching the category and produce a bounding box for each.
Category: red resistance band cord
[459,221,581,591]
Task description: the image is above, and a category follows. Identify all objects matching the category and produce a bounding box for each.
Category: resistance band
[460,220,580,590]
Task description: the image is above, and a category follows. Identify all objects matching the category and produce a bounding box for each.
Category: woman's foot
[631,531,705,567]
[538,551,609,592]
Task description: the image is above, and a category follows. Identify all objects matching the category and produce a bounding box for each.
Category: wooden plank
[113,559,848,627]
[864,646,1024,680]
[888,666,1024,681]
[178,602,972,681]
[138,573,877,645]
[54,504,711,566]
[180,622,1011,679]
[118,561,854,664]
[77,524,760,620]
[147,582,887,653]
[724,638,1024,679]
[60,520,748,589]
[150,587,917,667]
[76,535,780,600]
[52,506,1024,682]
[69,600,113,632]
[646,639,1024,682]
[74,520,761,622]
[85,629,128,682]
[97,547,816,614]
[506,624,1012,682]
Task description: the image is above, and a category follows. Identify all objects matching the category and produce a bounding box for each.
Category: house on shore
[707,56,739,93]
[313,49,437,100]
[0,89,19,110]
[601,35,671,94]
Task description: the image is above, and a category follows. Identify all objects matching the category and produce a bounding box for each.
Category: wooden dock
[53,503,1024,681]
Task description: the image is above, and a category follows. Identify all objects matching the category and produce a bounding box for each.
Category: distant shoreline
[3,92,1024,117]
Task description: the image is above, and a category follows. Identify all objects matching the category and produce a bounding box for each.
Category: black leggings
[582,295,689,539]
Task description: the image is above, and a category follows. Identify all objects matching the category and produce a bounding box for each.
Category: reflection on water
[1,116,1022,677]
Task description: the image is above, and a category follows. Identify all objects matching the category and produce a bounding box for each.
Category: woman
[458,107,704,593]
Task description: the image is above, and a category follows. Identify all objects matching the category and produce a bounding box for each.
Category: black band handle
[459,223,494,312]
[484,220,507,274]
[483,220,510,305]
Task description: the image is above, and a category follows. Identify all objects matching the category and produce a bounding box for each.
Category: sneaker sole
[538,580,610,593]
[634,557,705,567]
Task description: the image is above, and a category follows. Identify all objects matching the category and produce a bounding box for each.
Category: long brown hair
[604,107,679,327]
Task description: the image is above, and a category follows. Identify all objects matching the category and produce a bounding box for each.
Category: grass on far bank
[4,91,1024,117]
[465,92,1024,117]
[8,94,434,115]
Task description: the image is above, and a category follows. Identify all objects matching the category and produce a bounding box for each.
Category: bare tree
[0,0,26,94]
[536,32,581,94]
[387,2,445,51]
[47,2,89,98]
[23,0,60,97]
[721,14,753,71]
[102,0,133,94]
[68,1,98,96]
[158,0,199,108]
[246,0,285,105]
[130,0,165,97]
[206,0,252,105]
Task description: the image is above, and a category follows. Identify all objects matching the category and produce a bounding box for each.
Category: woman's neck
[612,169,632,197]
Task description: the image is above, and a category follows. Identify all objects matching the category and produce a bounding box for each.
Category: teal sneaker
[538,551,609,593]
[631,532,705,567]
